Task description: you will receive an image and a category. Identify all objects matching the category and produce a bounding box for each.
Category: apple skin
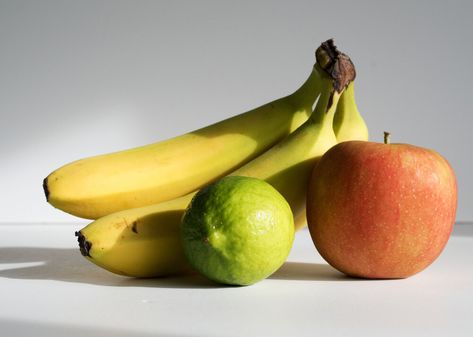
[307,140,457,279]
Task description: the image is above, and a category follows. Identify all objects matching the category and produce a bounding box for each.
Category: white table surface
[0,222,472,337]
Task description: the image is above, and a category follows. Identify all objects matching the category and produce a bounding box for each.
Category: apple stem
[384,131,391,144]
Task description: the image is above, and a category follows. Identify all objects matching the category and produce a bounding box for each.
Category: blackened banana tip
[43,177,50,201]
[75,231,92,257]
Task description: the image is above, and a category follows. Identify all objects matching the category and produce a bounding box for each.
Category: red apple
[306,134,457,279]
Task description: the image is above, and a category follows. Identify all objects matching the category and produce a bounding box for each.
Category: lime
[181,176,294,286]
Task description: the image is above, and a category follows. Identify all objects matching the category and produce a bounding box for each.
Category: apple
[306,133,457,279]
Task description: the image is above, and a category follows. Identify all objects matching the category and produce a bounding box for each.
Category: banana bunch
[73,41,367,278]
[44,39,369,278]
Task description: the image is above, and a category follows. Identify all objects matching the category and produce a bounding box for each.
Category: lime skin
[181,176,294,286]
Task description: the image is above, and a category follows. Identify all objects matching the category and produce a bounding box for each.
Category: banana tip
[75,231,92,257]
[42,177,50,201]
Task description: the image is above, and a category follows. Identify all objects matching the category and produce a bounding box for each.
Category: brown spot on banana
[131,221,138,234]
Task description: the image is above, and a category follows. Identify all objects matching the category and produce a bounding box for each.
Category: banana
[44,55,323,220]
[76,195,195,277]
[294,81,369,229]
[75,41,356,278]
[333,81,369,142]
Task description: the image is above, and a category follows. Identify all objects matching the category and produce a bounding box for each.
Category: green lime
[181,176,294,286]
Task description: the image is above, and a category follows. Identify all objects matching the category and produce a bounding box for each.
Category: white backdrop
[1,0,472,222]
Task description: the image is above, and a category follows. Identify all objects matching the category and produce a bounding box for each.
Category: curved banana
[333,81,369,142]
[75,43,356,277]
[76,195,194,277]
[294,81,369,229]
[44,58,322,220]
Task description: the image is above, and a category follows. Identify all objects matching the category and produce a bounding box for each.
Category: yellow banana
[294,81,369,229]
[75,43,356,277]
[333,81,369,142]
[44,56,323,220]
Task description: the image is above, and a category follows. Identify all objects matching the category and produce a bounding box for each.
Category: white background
[1,224,472,337]
[1,0,472,222]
